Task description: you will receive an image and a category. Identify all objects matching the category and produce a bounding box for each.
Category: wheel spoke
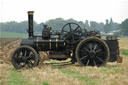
[22,50,25,56]
[96,52,104,57]
[27,60,34,68]
[73,26,79,32]
[29,60,34,65]
[14,57,21,63]
[73,32,80,36]
[63,30,69,32]
[27,50,30,57]
[83,47,90,52]
[65,33,71,39]
[24,50,27,57]
[93,60,97,66]
[71,34,75,41]
[86,59,90,66]
[96,56,104,63]
[28,54,35,60]
[80,55,88,60]
[95,49,102,53]
[96,44,102,49]
[93,44,97,51]
[88,44,93,50]
[69,23,72,32]
[14,53,22,63]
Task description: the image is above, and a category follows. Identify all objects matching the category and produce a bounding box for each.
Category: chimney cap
[28,11,34,15]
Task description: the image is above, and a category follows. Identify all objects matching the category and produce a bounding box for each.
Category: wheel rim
[76,38,109,66]
[12,46,38,69]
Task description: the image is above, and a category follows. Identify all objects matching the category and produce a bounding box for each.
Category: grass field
[0,38,128,85]
[0,32,27,38]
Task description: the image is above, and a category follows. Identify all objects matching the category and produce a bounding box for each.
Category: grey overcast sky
[0,0,128,23]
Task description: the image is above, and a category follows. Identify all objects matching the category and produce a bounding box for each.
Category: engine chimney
[28,11,34,38]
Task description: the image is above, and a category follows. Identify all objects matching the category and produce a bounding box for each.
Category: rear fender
[105,36,121,62]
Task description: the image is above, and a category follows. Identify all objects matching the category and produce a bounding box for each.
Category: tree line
[0,18,128,36]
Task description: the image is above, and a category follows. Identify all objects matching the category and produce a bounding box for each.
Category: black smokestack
[28,11,34,38]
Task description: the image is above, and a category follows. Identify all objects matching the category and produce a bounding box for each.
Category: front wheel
[75,37,110,67]
[11,46,39,69]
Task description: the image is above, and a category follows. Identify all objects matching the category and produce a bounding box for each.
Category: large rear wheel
[75,37,110,66]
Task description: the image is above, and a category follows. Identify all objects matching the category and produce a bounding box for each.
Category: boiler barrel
[34,38,65,51]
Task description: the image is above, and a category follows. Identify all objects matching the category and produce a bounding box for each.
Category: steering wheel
[61,22,82,44]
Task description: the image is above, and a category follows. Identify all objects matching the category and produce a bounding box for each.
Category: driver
[42,24,52,39]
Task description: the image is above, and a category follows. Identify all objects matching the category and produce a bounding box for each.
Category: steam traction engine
[11,11,122,69]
